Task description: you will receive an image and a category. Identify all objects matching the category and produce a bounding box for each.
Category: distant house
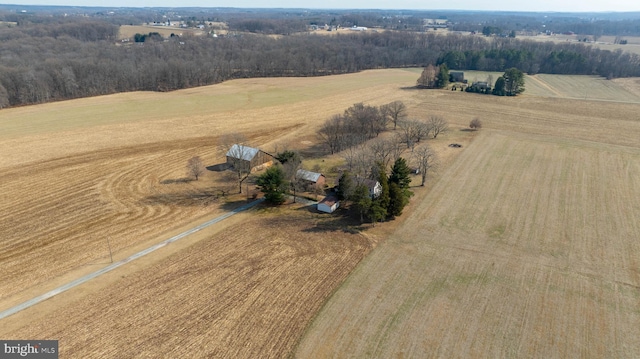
[296,169,326,189]
[467,81,492,93]
[355,176,382,199]
[226,144,275,172]
[423,19,449,29]
[449,71,465,83]
[318,195,339,213]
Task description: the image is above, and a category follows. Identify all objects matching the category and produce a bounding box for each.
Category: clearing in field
[118,25,208,39]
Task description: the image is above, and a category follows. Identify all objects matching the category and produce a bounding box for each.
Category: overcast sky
[3,0,639,12]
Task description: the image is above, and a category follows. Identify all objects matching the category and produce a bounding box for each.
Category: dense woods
[1,11,640,108]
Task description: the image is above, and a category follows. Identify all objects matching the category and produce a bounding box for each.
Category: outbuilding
[318,195,339,213]
[226,144,275,172]
[296,169,326,189]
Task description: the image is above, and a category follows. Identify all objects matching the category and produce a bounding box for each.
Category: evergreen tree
[255,165,288,204]
[436,64,450,88]
[351,184,372,223]
[336,171,354,200]
[389,157,411,189]
[372,163,389,221]
[388,182,408,218]
[368,201,386,225]
[492,76,506,96]
[275,150,301,165]
[503,68,525,96]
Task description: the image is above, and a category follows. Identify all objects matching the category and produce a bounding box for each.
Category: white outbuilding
[318,195,339,213]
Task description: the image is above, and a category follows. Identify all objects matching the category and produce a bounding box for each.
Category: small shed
[296,169,326,189]
[318,195,339,213]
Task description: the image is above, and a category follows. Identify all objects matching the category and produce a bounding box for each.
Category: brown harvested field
[295,78,640,357]
[1,210,373,358]
[1,69,640,358]
[0,70,416,308]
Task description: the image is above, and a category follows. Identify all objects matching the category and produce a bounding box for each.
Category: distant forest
[1,7,640,108]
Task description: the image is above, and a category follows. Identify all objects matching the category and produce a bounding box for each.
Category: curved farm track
[0,136,234,303]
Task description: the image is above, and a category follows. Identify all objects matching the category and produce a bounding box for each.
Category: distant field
[118,25,207,39]
[518,34,640,56]
[526,74,640,102]
[448,70,640,103]
[1,69,639,358]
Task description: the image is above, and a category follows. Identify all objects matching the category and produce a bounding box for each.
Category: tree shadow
[400,85,422,91]
[219,198,264,212]
[297,206,366,233]
[299,142,329,159]
[207,163,231,172]
[160,177,194,184]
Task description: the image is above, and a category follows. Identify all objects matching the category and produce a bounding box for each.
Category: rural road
[0,198,264,321]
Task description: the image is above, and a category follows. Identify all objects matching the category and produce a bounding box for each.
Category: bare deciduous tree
[398,119,430,150]
[427,116,449,138]
[398,119,417,150]
[417,64,437,88]
[343,144,374,178]
[413,121,430,144]
[220,132,253,193]
[381,100,407,130]
[469,117,483,130]
[368,137,402,170]
[413,145,438,186]
[279,150,303,203]
[186,156,206,181]
[318,114,347,154]
[344,102,385,138]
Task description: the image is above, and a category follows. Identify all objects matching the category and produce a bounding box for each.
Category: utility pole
[107,236,113,263]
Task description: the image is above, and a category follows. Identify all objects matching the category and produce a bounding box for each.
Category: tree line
[319,101,442,184]
[2,18,640,108]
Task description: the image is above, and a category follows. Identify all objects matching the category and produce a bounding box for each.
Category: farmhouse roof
[297,169,323,182]
[226,144,260,161]
[355,176,380,191]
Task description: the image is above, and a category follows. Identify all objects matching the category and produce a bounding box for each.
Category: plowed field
[2,213,373,358]
[2,69,640,358]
